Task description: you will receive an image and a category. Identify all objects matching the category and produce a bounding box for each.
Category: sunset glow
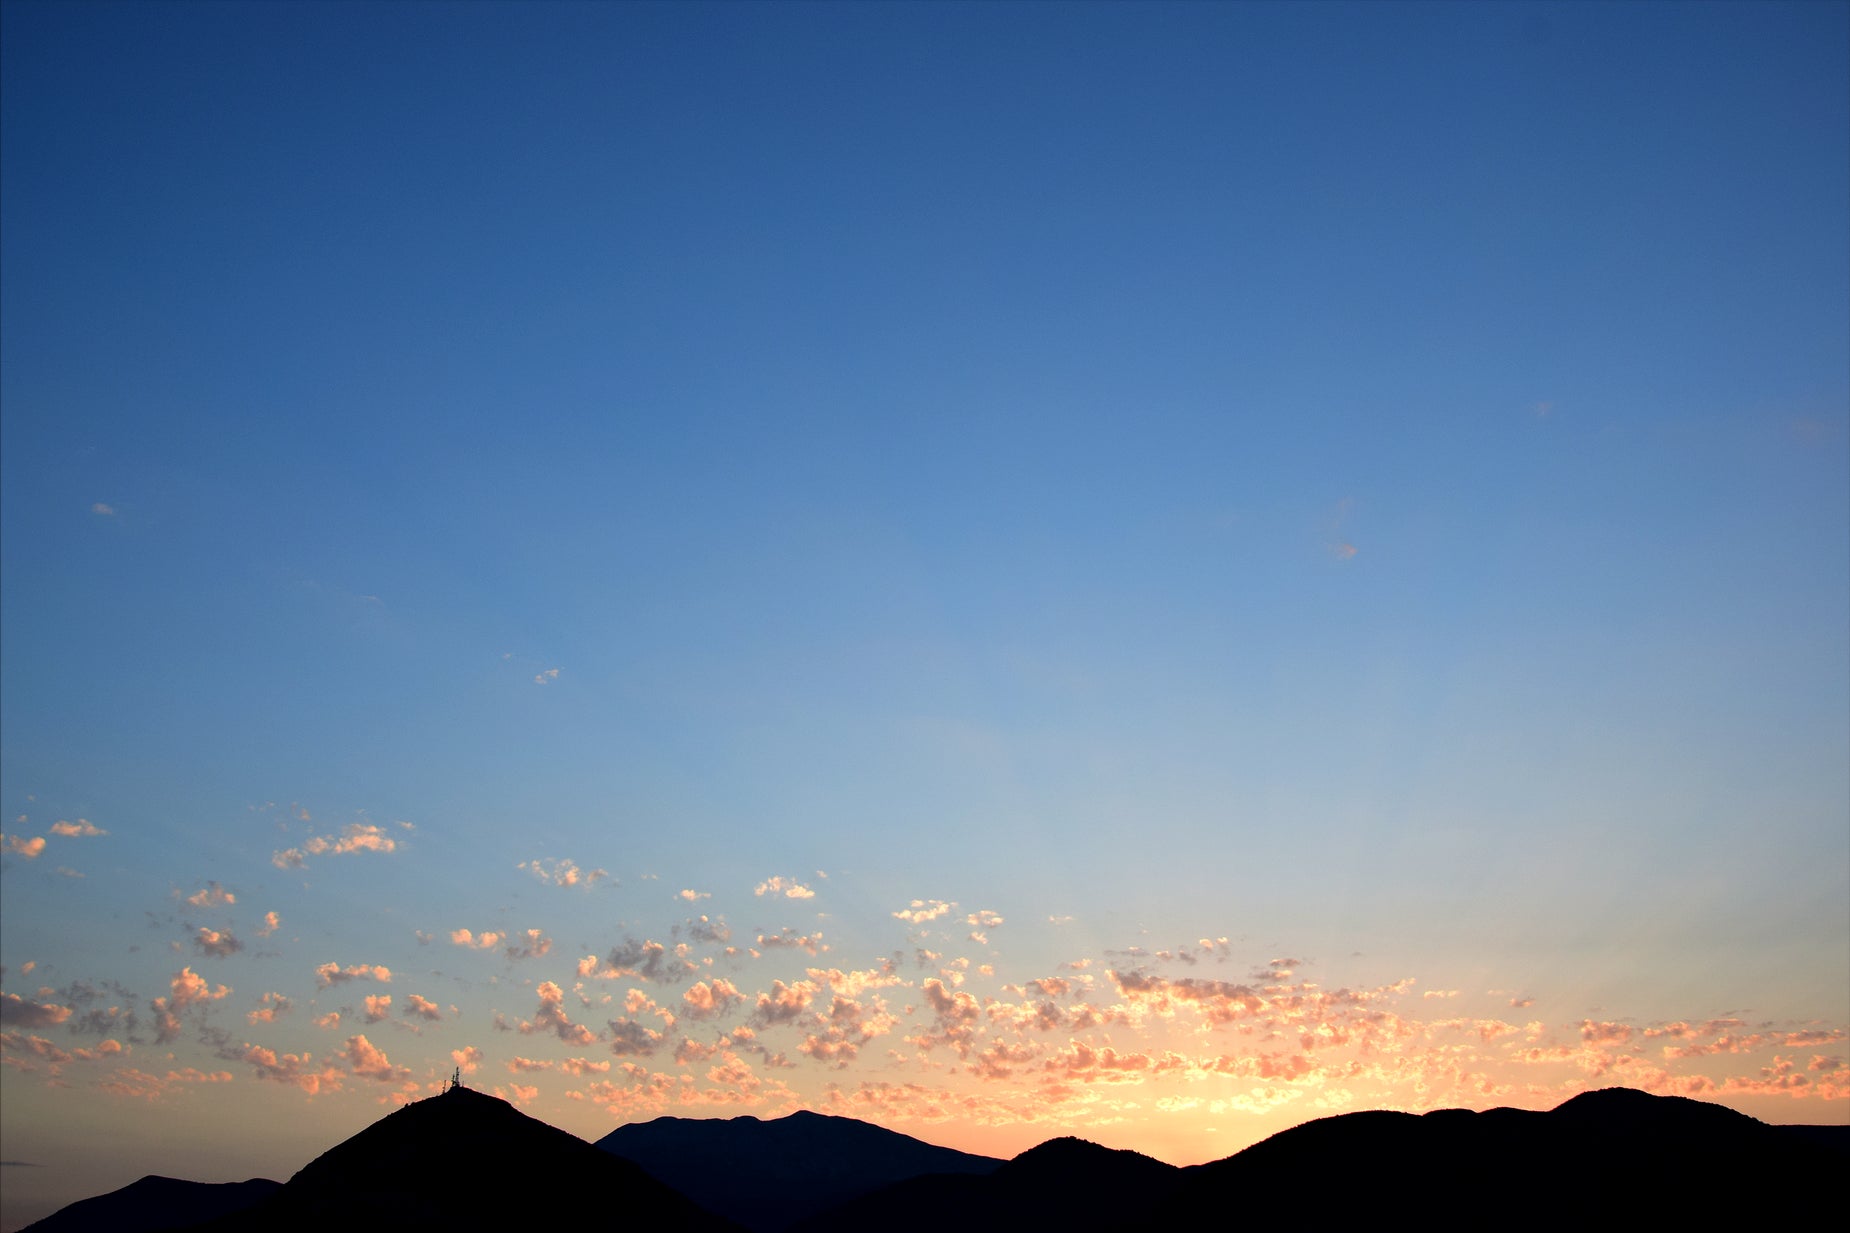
[2,2,1845,1229]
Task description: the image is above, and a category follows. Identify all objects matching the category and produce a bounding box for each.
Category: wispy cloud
[518,858,610,889]
[272,822,399,870]
[893,899,954,924]
[755,876,816,900]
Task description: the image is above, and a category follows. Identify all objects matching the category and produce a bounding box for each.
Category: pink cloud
[184,882,235,908]
[343,1033,411,1082]
[50,819,107,837]
[315,962,391,987]
[193,927,242,959]
[755,876,816,900]
[682,978,745,1020]
[403,994,443,1021]
[3,834,46,859]
[1,991,73,1028]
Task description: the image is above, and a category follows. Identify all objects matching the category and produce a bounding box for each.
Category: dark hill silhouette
[23,1087,1847,1233]
[595,1108,1001,1232]
[789,1134,1179,1233]
[1156,1086,1845,1228]
[184,1086,740,1233]
[17,1176,279,1233]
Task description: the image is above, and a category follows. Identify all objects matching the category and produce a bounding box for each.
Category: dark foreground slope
[597,1109,1002,1232]
[187,1086,740,1233]
[1156,1087,1844,1228]
[796,1088,1846,1233]
[19,1177,279,1233]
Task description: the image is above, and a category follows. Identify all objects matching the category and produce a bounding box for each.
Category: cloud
[314,962,391,987]
[518,858,610,889]
[184,882,235,908]
[404,994,442,1021]
[272,822,400,869]
[965,910,1004,930]
[756,876,816,900]
[257,911,281,937]
[1,992,73,1028]
[593,938,694,983]
[50,819,106,837]
[524,980,597,1046]
[192,928,242,959]
[92,502,116,516]
[678,888,711,902]
[505,929,553,961]
[241,1044,342,1094]
[534,668,561,685]
[750,980,819,1027]
[363,995,392,1023]
[247,993,290,1025]
[450,929,504,950]
[342,1034,411,1083]
[2,834,46,859]
[682,979,745,1020]
[756,929,826,956]
[893,899,953,924]
[95,1065,233,1100]
[168,968,231,1008]
[149,968,230,1044]
[450,1046,483,1075]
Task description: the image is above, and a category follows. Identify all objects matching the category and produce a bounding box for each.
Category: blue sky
[2,1,1846,1227]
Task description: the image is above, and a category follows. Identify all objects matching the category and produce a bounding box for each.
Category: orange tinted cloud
[50,819,107,837]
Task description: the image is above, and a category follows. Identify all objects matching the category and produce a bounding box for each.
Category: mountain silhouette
[182,1086,740,1232]
[23,1087,1847,1233]
[17,1176,279,1233]
[595,1108,1001,1232]
[789,1134,1179,1233]
[1155,1086,1845,1227]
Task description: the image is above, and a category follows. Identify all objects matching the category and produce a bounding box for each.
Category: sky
[1,0,1846,1226]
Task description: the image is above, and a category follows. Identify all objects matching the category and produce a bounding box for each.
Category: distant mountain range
[21,1087,1849,1233]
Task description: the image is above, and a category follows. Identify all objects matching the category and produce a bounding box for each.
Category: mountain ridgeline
[21,1087,1849,1233]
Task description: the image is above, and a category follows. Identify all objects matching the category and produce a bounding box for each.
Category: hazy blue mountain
[18,1176,279,1233]
[596,1109,1003,1233]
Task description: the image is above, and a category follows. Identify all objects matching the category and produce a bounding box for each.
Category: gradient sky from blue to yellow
[2,1,1846,1227]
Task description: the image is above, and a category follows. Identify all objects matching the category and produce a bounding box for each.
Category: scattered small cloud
[2,834,46,860]
[91,502,116,516]
[314,962,390,987]
[184,882,235,909]
[192,928,242,959]
[893,899,953,924]
[257,911,281,938]
[756,876,816,900]
[678,889,711,902]
[518,858,610,889]
[534,668,561,685]
[50,819,106,838]
[273,822,399,870]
